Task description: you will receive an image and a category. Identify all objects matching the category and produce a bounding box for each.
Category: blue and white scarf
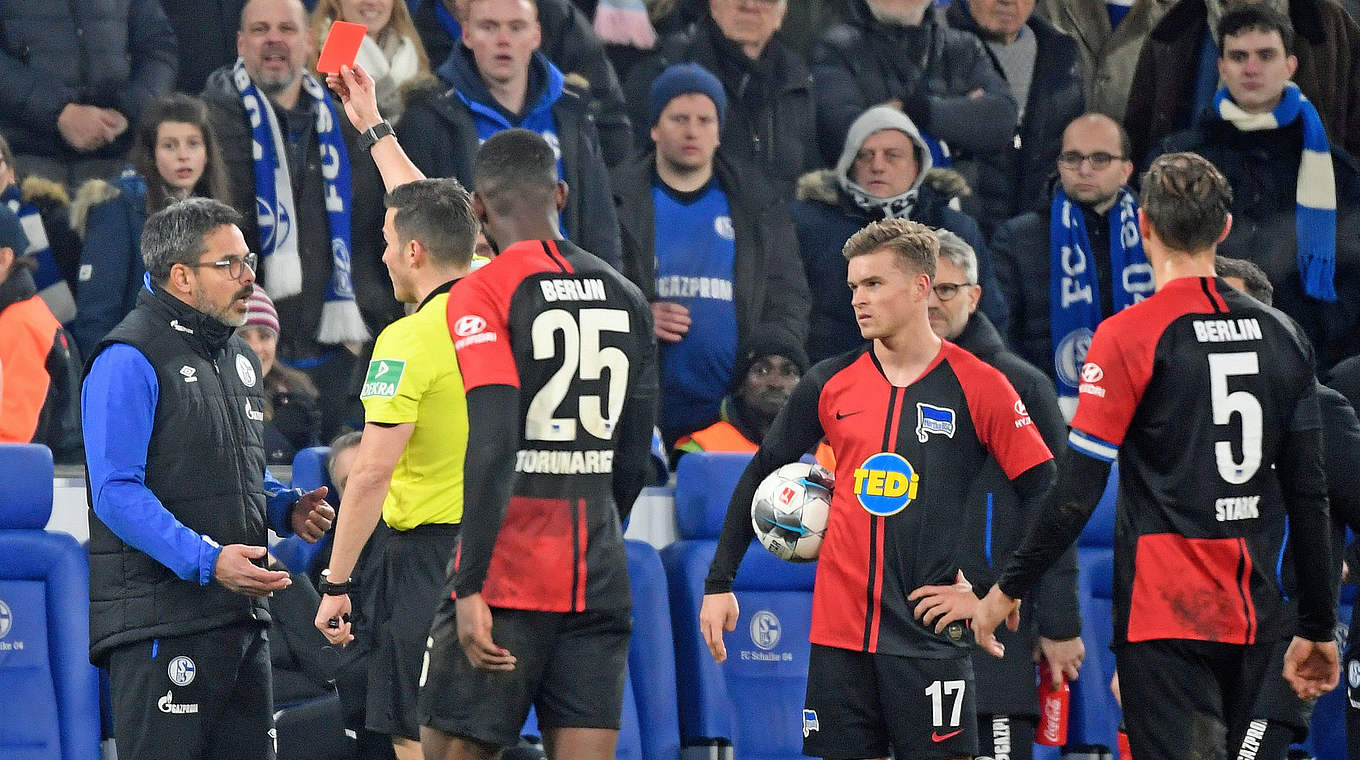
[1050,187,1151,414]
[3,184,74,324]
[231,57,368,343]
[1214,82,1337,302]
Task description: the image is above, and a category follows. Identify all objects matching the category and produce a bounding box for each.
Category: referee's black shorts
[106,622,274,760]
[366,522,459,740]
[419,604,631,747]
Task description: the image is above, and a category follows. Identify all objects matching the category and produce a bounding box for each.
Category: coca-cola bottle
[1035,659,1070,746]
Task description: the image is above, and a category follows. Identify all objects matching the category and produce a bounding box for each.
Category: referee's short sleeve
[360,323,429,424]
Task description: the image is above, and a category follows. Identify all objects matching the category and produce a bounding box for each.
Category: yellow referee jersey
[359,284,466,530]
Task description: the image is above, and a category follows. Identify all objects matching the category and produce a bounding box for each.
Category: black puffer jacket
[0,0,177,159]
[810,0,1017,168]
[200,67,398,357]
[412,0,632,164]
[624,15,820,199]
[611,150,810,363]
[397,47,622,268]
[951,311,1081,714]
[944,4,1084,237]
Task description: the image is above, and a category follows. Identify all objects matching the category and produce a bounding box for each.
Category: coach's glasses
[187,252,258,280]
[1057,151,1124,170]
[932,282,976,301]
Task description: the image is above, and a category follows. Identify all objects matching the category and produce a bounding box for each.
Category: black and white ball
[751,462,833,562]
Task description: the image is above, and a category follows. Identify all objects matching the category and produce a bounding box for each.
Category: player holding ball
[700,219,1055,760]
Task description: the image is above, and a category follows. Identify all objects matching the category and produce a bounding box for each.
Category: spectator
[202,0,395,440]
[0,207,82,462]
[81,197,335,760]
[1157,4,1360,371]
[918,228,1082,760]
[0,0,178,188]
[159,0,247,95]
[613,63,808,443]
[399,0,623,267]
[992,112,1152,415]
[410,0,633,162]
[1034,0,1175,123]
[309,0,431,123]
[0,134,82,324]
[240,288,323,464]
[624,0,819,199]
[945,0,1085,236]
[1125,0,1360,167]
[652,0,851,59]
[674,330,832,467]
[809,0,1018,177]
[791,106,1003,363]
[70,94,232,360]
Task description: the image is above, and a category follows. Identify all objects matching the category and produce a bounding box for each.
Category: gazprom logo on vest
[853,452,920,516]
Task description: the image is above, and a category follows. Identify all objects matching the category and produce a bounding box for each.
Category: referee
[313,67,479,760]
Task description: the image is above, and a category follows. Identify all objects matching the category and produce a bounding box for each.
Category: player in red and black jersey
[417,130,658,760]
[974,153,1340,760]
[701,219,1055,760]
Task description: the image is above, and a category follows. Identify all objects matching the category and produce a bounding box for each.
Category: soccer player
[700,218,1055,760]
[419,128,658,760]
[973,153,1340,760]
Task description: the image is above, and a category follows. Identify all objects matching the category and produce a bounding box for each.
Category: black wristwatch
[318,569,356,596]
[359,120,395,152]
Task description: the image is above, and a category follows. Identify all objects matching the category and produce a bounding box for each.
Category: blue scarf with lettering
[2,184,74,324]
[231,57,367,343]
[1050,187,1149,408]
[1214,82,1337,302]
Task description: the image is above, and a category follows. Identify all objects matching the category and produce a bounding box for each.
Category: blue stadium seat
[627,540,682,760]
[0,443,100,760]
[1302,601,1352,760]
[272,446,334,574]
[661,452,753,746]
[662,451,818,760]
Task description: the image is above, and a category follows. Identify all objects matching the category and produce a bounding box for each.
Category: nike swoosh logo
[835,410,863,420]
[931,729,963,743]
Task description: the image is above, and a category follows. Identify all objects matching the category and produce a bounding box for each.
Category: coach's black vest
[84,288,271,663]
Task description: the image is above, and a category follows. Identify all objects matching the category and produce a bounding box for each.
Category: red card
[317,21,367,74]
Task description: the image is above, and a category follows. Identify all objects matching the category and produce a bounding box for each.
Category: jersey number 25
[527,308,631,442]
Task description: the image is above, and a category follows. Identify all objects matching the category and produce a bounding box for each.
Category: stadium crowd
[4,0,1360,758]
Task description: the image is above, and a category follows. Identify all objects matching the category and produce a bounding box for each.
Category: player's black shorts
[106,622,274,760]
[1115,638,1303,760]
[802,644,978,759]
[976,713,1036,760]
[366,522,459,740]
[419,604,631,747]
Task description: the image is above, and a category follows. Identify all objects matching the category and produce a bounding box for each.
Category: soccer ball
[751,463,834,562]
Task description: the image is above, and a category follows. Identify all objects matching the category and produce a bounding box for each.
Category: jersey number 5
[527,308,631,441]
[1208,352,1262,484]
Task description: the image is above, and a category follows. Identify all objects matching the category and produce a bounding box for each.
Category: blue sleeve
[264,469,301,537]
[82,345,223,584]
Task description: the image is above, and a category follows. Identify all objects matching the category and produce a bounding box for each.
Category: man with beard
[81,198,335,760]
[674,331,831,467]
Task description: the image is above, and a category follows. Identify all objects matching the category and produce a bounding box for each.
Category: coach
[82,198,334,760]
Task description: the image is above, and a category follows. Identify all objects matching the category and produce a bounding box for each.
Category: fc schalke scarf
[231,57,368,343]
[1214,82,1337,302]
[1050,187,1148,408]
[2,184,74,323]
